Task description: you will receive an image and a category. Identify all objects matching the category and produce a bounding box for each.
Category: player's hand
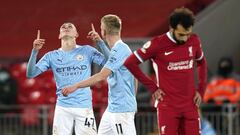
[152,89,165,101]
[87,23,102,42]
[62,85,78,97]
[194,91,202,107]
[33,30,45,51]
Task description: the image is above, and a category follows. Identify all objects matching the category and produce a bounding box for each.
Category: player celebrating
[62,14,137,135]
[124,8,207,135]
[26,23,105,135]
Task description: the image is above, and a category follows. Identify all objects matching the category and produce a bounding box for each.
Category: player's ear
[169,27,174,33]
[75,32,79,38]
[103,29,107,37]
[58,33,62,39]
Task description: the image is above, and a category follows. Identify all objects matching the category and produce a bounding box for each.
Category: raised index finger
[37,30,40,39]
[91,23,96,32]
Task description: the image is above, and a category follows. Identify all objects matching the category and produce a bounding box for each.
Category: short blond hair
[101,14,122,35]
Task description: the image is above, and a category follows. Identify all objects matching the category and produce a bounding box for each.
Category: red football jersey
[135,32,204,110]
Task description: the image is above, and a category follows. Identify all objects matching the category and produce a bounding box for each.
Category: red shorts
[157,107,200,135]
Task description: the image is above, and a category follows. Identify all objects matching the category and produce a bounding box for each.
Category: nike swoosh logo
[164,51,173,55]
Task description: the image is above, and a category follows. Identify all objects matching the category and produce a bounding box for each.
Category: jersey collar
[58,45,78,52]
[113,39,123,47]
[166,31,176,43]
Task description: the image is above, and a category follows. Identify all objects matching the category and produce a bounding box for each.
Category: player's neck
[106,35,121,48]
[61,38,76,51]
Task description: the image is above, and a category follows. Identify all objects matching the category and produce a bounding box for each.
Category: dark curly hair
[169,7,195,29]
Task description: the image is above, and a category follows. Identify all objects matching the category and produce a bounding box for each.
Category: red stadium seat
[17,78,47,105]
[28,89,46,105]
[9,62,27,79]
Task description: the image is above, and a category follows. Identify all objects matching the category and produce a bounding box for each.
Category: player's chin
[60,35,73,39]
[177,40,186,45]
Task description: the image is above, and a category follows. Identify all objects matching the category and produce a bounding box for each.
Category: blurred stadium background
[1,0,240,135]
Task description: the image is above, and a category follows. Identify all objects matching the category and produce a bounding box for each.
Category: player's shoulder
[47,48,63,56]
[75,45,97,53]
[45,50,57,56]
[112,40,129,52]
[189,34,202,46]
[121,41,132,54]
[151,34,166,42]
[40,50,58,60]
[145,33,168,50]
[190,34,201,42]
[49,45,95,54]
[76,44,94,50]
[150,33,170,46]
[116,41,129,50]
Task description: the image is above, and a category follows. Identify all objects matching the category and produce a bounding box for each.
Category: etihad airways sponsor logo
[167,59,193,70]
[56,65,88,76]
[56,65,87,73]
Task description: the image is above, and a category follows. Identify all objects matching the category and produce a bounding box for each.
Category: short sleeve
[104,46,127,72]
[134,37,160,63]
[195,36,204,61]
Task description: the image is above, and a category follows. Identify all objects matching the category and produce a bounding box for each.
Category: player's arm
[195,40,208,98]
[96,40,110,58]
[26,30,45,78]
[194,57,207,107]
[194,39,207,107]
[90,47,106,67]
[75,67,111,88]
[88,24,110,58]
[124,41,159,93]
[26,50,42,78]
[196,57,207,98]
[62,67,111,96]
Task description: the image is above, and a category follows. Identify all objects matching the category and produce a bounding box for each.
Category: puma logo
[57,58,62,62]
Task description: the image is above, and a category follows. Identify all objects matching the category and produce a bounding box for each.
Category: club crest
[76,54,84,61]
[141,41,151,53]
[188,46,193,57]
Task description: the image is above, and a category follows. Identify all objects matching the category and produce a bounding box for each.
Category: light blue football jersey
[103,40,137,112]
[35,45,105,108]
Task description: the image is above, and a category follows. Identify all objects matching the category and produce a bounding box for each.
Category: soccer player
[26,23,105,135]
[124,8,207,135]
[62,14,137,135]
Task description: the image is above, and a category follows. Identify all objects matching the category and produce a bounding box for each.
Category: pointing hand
[33,30,45,50]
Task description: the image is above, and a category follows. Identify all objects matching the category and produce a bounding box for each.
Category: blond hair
[101,14,122,35]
